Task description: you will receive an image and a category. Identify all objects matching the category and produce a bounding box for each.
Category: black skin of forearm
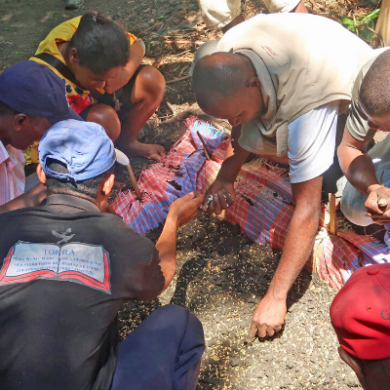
[0,184,46,214]
[338,126,390,223]
[338,126,379,195]
[250,175,322,338]
[268,176,322,298]
[224,128,321,296]
[344,155,379,195]
[155,215,178,293]
[156,193,204,292]
[218,125,250,182]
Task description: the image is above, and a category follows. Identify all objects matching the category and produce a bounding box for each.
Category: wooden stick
[197,131,212,160]
[166,75,191,84]
[329,193,338,236]
[126,164,142,200]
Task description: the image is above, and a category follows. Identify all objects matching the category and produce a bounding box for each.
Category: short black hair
[46,159,115,199]
[360,49,390,117]
[0,100,19,116]
[67,12,130,74]
[361,356,390,388]
[192,52,254,109]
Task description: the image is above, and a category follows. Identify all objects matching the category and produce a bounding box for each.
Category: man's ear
[13,114,28,132]
[36,164,47,186]
[69,47,79,64]
[338,347,364,380]
[101,174,115,196]
[248,77,261,90]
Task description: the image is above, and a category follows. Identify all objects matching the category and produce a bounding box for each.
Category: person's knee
[137,66,166,104]
[152,305,204,344]
[152,304,189,327]
[86,104,121,141]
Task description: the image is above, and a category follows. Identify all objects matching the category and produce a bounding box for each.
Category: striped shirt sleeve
[0,142,25,206]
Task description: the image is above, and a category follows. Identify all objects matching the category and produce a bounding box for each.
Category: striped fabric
[0,141,25,206]
[112,119,389,291]
[113,118,228,232]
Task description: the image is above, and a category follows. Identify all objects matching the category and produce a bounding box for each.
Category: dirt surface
[0,0,375,388]
[120,213,361,390]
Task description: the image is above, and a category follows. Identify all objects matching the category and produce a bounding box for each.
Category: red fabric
[330,263,390,360]
[112,119,390,292]
[67,93,92,114]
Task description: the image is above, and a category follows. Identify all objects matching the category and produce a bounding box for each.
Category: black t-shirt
[0,195,164,390]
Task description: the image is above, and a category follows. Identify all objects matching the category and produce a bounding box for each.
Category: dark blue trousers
[111,305,205,390]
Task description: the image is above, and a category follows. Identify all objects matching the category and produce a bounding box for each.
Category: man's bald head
[360,49,390,117]
[192,52,256,110]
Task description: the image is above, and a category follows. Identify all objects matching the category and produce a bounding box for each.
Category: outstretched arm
[249,175,322,338]
[204,125,250,214]
[338,126,377,194]
[338,126,390,223]
[0,184,46,214]
[156,192,204,292]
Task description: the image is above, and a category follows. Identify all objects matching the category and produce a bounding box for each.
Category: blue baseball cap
[0,61,82,124]
[39,120,117,182]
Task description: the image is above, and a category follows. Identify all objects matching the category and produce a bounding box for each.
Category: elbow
[336,143,342,162]
[337,144,348,176]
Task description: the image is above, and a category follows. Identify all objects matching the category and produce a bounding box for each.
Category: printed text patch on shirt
[0,241,111,294]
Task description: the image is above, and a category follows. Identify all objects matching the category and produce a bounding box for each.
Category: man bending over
[29,12,165,162]
[0,120,204,390]
[0,61,82,212]
[338,48,390,227]
[192,13,373,338]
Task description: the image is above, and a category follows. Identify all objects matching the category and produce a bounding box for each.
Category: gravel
[119,212,362,390]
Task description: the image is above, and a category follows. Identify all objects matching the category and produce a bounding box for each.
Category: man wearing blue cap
[0,60,82,211]
[0,119,205,390]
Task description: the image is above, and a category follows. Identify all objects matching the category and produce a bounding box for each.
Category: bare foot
[122,140,166,162]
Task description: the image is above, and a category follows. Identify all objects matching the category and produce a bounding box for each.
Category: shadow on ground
[118,211,313,389]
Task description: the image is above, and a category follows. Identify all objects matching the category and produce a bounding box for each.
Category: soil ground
[0,0,378,388]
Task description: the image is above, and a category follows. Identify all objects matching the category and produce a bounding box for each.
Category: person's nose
[229,117,242,127]
[95,81,106,89]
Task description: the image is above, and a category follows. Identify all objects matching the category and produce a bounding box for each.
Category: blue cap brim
[49,106,83,125]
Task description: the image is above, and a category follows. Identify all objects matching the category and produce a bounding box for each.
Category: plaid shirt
[0,141,25,206]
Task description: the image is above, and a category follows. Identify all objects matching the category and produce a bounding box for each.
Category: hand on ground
[365,186,390,224]
[168,192,204,227]
[203,179,235,215]
[124,140,166,162]
[249,294,287,339]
